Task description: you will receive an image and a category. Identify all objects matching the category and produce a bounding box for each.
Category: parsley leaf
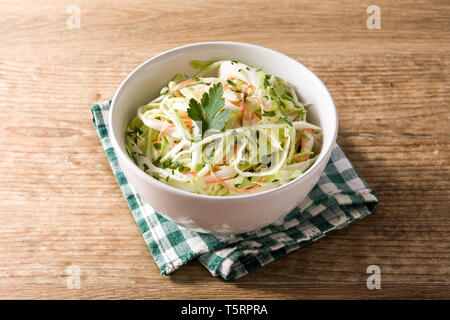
[187,83,231,137]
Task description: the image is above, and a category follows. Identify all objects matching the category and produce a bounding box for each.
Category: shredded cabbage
[126,60,322,196]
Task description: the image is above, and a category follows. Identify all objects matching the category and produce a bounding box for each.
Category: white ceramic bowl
[109,42,338,234]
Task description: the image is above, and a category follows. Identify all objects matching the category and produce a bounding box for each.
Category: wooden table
[0,0,448,299]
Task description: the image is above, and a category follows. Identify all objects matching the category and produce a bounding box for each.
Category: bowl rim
[109,41,338,200]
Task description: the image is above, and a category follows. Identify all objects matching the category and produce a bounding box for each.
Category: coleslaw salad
[125,60,322,196]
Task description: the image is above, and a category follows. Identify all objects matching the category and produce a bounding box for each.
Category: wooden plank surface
[0,0,448,299]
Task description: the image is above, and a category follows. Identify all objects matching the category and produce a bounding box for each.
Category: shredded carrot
[201,164,218,178]
[205,176,233,184]
[294,155,309,162]
[240,85,254,125]
[228,100,241,107]
[174,115,193,129]
[205,163,220,175]
[181,171,198,175]
[209,169,265,193]
[169,79,195,94]
[243,85,254,93]
[294,128,313,162]
[184,119,193,128]
[301,128,313,152]
[156,124,174,143]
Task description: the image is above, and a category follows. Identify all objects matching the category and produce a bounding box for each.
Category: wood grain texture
[0,0,449,299]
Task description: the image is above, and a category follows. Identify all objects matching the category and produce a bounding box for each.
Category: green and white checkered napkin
[91,101,378,280]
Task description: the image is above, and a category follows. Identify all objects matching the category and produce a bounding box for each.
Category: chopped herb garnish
[262,110,277,117]
[178,165,189,173]
[153,142,161,150]
[143,164,149,171]
[255,66,263,72]
[279,116,292,126]
[165,176,169,182]
[226,79,237,87]
[264,75,272,87]
[162,159,173,169]
[152,158,161,167]
[282,93,304,109]
[270,88,286,109]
